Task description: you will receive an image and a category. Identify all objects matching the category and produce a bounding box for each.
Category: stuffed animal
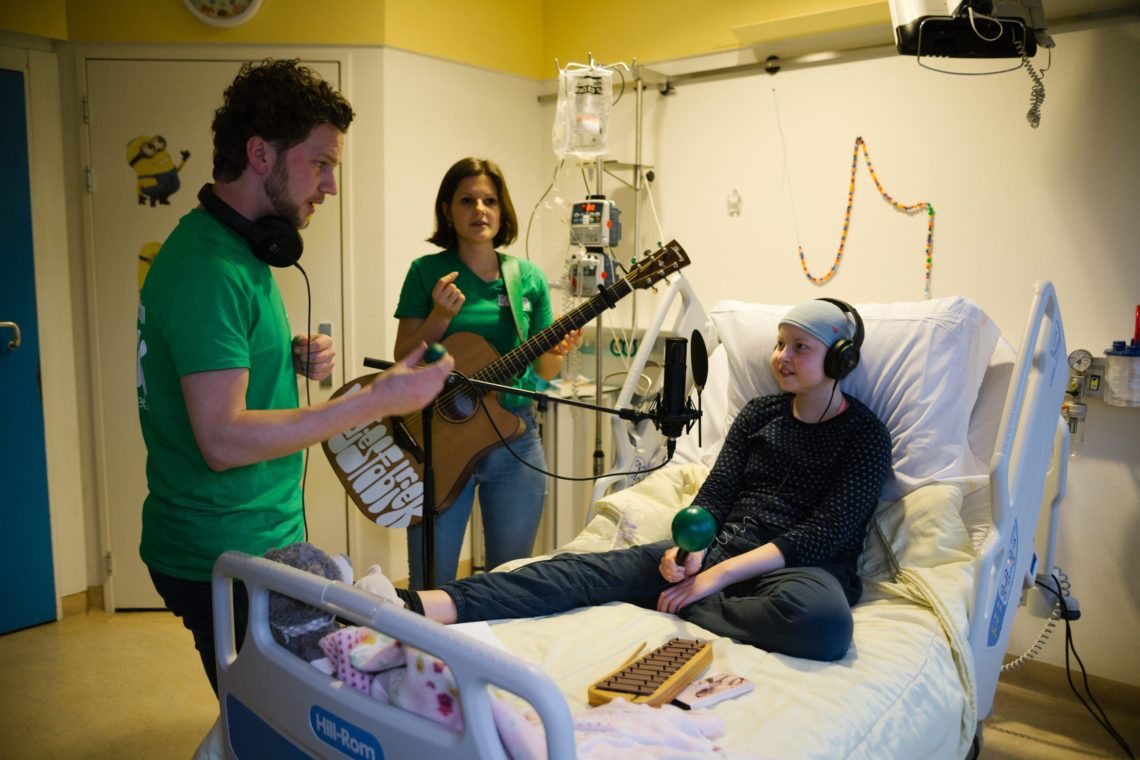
[263,542,349,664]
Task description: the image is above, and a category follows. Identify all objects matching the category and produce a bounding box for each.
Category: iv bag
[552,66,613,159]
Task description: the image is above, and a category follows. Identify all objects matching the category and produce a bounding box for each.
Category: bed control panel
[587,638,712,707]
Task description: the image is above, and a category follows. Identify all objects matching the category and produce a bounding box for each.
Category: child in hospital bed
[386,298,893,662]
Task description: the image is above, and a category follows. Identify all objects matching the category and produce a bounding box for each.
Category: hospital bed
[206,279,1068,759]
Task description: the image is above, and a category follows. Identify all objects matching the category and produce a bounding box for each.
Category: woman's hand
[546,328,582,357]
[430,271,465,319]
[534,328,582,381]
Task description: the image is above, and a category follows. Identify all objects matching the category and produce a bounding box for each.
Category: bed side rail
[591,273,715,505]
[969,280,1067,720]
[212,551,575,760]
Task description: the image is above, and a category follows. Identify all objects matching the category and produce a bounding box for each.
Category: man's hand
[364,342,455,417]
[293,333,336,381]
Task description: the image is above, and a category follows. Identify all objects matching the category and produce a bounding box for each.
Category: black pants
[441,540,854,662]
[149,568,248,695]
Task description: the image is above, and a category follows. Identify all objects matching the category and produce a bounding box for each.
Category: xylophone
[587,638,713,707]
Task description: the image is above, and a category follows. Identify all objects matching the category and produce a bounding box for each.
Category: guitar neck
[476,278,632,385]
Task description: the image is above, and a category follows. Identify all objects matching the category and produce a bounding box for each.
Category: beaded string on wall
[797,136,935,298]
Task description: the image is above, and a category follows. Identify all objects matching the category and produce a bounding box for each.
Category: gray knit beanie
[779,300,854,347]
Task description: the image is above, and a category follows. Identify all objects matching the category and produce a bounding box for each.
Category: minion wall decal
[126,134,190,207]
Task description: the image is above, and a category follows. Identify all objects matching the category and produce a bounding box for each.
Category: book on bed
[672,673,755,709]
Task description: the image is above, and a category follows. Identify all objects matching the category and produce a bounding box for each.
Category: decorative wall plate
[183,0,263,27]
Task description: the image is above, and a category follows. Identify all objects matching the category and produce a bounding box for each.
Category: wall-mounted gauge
[1068,348,1093,373]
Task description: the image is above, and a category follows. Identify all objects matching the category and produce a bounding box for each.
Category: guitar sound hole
[436,384,480,423]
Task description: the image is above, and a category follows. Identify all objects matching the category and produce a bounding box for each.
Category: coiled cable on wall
[1016,35,1047,128]
[1001,568,1069,673]
[962,6,1047,129]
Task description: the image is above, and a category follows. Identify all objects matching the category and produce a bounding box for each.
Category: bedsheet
[495,463,977,759]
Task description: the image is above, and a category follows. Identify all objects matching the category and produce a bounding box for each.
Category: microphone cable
[446,370,675,484]
[1041,573,1134,759]
[294,261,312,539]
[714,379,841,550]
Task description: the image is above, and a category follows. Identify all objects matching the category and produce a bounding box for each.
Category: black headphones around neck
[197,183,304,268]
[816,297,865,380]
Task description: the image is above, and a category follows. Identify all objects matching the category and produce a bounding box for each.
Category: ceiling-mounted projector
[889,0,1055,58]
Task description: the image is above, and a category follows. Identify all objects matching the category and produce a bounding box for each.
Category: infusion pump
[568,250,616,297]
[569,197,622,248]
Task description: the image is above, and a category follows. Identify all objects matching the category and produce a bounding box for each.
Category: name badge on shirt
[498,294,532,312]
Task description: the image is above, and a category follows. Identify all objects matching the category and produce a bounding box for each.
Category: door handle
[1,321,21,351]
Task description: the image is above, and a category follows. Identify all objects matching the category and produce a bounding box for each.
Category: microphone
[660,337,688,452]
[364,343,454,378]
[363,357,396,371]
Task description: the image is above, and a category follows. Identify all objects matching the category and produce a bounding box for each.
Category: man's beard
[264,159,306,229]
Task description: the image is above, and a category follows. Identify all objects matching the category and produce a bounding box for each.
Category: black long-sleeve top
[697,393,893,603]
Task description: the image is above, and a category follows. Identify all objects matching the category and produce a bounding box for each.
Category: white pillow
[709,297,1001,501]
[967,336,1016,468]
[858,483,972,584]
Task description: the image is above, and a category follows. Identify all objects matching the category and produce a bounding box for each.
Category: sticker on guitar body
[325,382,424,528]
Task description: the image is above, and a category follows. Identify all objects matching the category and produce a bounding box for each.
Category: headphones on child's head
[816,298,864,380]
[197,183,304,268]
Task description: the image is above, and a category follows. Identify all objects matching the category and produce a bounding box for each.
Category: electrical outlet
[1084,357,1106,398]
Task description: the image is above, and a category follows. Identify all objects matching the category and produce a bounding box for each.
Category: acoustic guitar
[323,240,690,528]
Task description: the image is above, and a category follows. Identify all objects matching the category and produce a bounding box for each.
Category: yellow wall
[542,0,888,71]
[386,0,544,79]
[8,1,1134,78]
[0,0,69,40]
[62,0,386,46]
[0,0,892,78]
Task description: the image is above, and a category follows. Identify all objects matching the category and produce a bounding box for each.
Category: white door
[84,56,349,608]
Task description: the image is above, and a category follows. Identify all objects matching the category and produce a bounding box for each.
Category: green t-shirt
[137,208,304,582]
[394,249,555,408]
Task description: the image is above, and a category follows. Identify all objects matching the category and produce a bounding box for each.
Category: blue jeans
[440,540,855,661]
[407,406,547,589]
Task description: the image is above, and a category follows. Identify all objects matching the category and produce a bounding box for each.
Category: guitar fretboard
[473,278,633,386]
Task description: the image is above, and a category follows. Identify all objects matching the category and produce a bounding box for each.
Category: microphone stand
[362,357,699,589]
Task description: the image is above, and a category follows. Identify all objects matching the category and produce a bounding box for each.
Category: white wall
[581,21,1139,685]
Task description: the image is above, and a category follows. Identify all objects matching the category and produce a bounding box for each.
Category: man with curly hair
[136,59,454,693]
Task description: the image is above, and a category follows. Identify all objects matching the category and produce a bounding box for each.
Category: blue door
[0,66,56,634]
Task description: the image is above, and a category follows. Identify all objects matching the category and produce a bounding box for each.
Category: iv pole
[591,155,606,478]
[581,58,653,480]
